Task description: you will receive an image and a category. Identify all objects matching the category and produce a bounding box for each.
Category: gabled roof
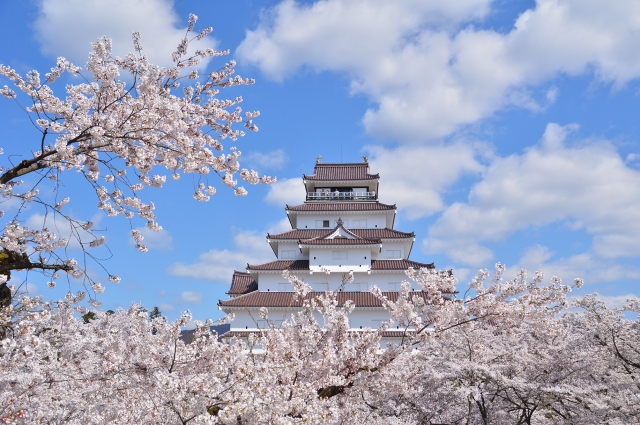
[227,271,258,295]
[299,238,381,246]
[222,329,416,338]
[247,260,310,271]
[304,163,379,181]
[219,291,447,308]
[268,228,414,240]
[298,221,381,246]
[245,259,433,271]
[286,202,396,212]
[371,260,435,270]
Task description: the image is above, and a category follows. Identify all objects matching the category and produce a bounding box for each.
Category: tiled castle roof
[286,202,396,212]
[247,260,311,271]
[222,329,416,338]
[304,163,379,181]
[227,271,258,295]
[268,228,414,240]
[245,259,434,271]
[298,238,381,246]
[219,290,445,308]
[370,260,435,270]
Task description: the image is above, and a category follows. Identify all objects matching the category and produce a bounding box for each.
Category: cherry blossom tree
[0,14,274,302]
[1,15,638,425]
[1,265,639,423]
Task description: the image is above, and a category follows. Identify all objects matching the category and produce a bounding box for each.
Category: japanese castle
[218,158,438,344]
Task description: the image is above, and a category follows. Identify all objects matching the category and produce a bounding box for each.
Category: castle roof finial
[316,155,323,164]
[336,217,343,226]
[362,155,368,163]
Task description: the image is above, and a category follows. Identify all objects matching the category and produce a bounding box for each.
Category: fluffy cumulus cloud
[244,149,289,171]
[35,0,216,67]
[179,291,203,304]
[424,123,640,270]
[264,177,307,206]
[167,226,285,282]
[26,212,102,251]
[367,142,485,219]
[512,245,640,286]
[129,226,173,251]
[238,0,640,142]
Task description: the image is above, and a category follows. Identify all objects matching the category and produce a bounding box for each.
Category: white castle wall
[296,214,387,230]
[371,242,405,259]
[228,309,398,330]
[277,241,406,261]
[255,271,421,292]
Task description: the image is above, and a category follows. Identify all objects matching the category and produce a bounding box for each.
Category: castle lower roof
[222,329,416,339]
[227,271,258,295]
[246,260,311,271]
[286,202,396,212]
[245,259,434,271]
[268,228,414,240]
[299,238,381,246]
[219,290,443,308]
[304,163,379,181]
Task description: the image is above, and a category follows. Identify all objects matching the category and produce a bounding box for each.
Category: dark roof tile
[244,259,433,271]
[227,271,258,295]
[299,238,381,246]
[371,259,435,270]
[222,329,416,338]
[286,202,396,212]
[268,228,414,240]
[246,260,310,271]
[304,163,379,181]
[219,291,445,308]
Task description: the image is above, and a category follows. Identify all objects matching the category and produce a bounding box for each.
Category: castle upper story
[303,161,379,202]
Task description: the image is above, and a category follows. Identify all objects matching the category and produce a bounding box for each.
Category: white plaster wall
[371,242,404,259]
[309,247,372,273]
[228,308,396,330]
[277,242,303,260]
[296,213,387,230]
[255,270,421,292]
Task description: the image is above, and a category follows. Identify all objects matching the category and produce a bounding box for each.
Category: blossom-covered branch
[0,14,275,296]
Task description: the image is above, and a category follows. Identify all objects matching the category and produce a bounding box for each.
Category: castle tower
[218,160,437,344]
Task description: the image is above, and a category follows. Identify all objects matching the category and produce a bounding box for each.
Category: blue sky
[1,0,639,322]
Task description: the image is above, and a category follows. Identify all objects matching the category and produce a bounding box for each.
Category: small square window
[323,220,330,227]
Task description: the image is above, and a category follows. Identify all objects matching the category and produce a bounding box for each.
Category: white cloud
[179,291,202,304]
[167,230,276,282]
[244,149,289,170]
[35,0,216,68]
[591,294,640,309]
[158,302,176,312]
[511,245,640,286]
[367,142,484,219]
[26,212,102,251]
[424,123,640,267]
[267,218,292,234]
[129,226,173,251]
[264,177,307,206]
[238,0,640,143]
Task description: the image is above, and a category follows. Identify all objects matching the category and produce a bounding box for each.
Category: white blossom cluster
[0,267,638,423]
[0,16,274,292]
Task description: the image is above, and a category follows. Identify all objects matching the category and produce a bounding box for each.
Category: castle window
[352,219,367,228]
[388,282,401,291]
[386,250,401,259]
[332,251,348,260]
[280,250,296,259]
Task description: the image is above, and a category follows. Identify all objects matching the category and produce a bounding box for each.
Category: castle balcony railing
[306,191,377,201]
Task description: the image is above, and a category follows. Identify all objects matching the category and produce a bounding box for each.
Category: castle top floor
[303,160,379,202]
